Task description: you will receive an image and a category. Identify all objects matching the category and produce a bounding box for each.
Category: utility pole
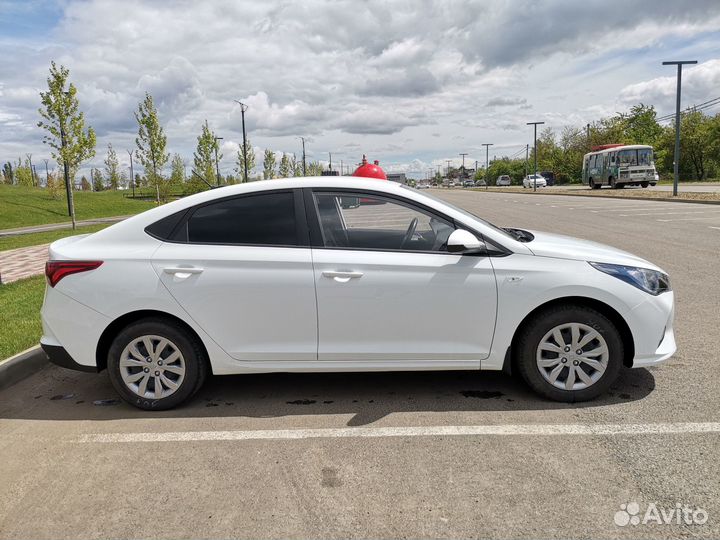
[446,160,451,181]
[234,100,249,183]
[299,137,307,176]
[459,152,468,178]
[59,90,76,229]
[527,122,545,192]
[213,136,223,186]
[340,159,343,175]
[525,144,529,180]
[127,149,135,198]
[43,159,49,187]
[329,152,332,171]
[482,143,493,190]
[663,60,697,196]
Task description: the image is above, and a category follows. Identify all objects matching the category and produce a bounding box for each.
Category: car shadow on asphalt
[0,364,656,425]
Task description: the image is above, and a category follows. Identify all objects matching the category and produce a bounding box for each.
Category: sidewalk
[0,215,132,237]
[0,244,49,284]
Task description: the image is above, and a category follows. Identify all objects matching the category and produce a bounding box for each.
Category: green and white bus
[582,144,657,189]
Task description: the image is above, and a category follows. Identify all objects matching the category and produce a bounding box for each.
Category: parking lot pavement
[1,190,719,539]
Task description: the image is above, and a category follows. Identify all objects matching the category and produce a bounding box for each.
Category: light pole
[527,121,545,192]
[482,143,493,190]
[299,137,307,176]
[234,100,249,183]
[663,60,697,196]
[446,159,451,178]
[213,136,223,186]
[127,149,135,198]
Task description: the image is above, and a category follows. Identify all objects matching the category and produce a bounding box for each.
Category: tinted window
[145,209,187,240]
[313,192,455,252]
[186,191,297,245]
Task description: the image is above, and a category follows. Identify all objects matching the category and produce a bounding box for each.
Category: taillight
[45,261,103,287]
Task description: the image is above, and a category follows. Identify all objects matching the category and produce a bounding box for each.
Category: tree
[92,168,104,191]
[38,61,96,226]
[104,143,121,189]
[135,92,169,202]
[191,120,219,193]
[46,171,62,199]
[80,176,91,191]
[169,153,186,188]
[290,154,301,177]
[278,153,292,178]
[2,162,13,184]
[263,149,276,179]
[235,138,256,182]
[15,156,34,187]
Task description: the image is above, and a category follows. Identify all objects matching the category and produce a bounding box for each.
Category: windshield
[618,148,653,166]
[401,185,517,240]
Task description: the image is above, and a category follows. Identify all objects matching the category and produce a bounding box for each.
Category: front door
[309,190,497,366]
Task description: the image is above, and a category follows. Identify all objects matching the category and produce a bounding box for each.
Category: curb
[0,345,48,391]
[464,188,720,205]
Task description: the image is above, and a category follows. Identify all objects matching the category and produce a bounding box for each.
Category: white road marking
[77,422,720,443]
[620,210,720,217]
[709,226,720,230]
[657,215,720,222]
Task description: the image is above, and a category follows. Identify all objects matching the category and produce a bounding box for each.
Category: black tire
[588,179,594,190]
[609,177,617,189]
[515,305,623,402]
[641,181,649,188]
[107,317,208,410]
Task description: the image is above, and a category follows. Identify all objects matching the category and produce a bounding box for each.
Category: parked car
[523,174,547,188]
[496,175,511,186]
[42,177,675,409]
[462,179,475,187]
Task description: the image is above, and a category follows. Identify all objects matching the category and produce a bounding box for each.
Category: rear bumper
[40,343,98,373]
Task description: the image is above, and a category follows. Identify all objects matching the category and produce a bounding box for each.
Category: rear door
[307,189,498,365]
[151,189,317,362]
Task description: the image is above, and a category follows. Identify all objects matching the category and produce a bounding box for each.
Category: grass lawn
[0,223,110,252]
[0,275,45,360]
[0,185,156,230]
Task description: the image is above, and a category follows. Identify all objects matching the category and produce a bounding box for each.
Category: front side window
[185,191,297,245]
[313,192,455,252]
[618,149,638,166]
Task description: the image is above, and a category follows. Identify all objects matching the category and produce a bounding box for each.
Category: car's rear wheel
[515,305,623,402]
[641,181,649,188]
[107,318,207,410]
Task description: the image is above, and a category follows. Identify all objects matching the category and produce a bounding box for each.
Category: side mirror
[447,229,485,254]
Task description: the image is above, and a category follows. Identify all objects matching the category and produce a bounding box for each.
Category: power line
[656,95,720,122]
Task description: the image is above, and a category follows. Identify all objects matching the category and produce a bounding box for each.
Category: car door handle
[322,271,363,283]
[163,267,204,278]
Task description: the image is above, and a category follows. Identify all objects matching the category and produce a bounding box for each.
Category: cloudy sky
[2,0,720,179]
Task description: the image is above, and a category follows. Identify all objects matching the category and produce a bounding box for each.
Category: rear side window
[183,191,298,246]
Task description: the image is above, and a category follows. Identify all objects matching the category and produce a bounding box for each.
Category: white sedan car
[41,177,675,409]
[523,174,547,188]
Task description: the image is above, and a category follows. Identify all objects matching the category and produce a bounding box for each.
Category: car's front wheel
[515,305,623,402]
[107,318,208,410]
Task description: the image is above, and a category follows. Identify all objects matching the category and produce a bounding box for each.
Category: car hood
[524,230,663,271]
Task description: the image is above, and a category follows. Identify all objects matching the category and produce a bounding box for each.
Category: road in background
[1,190,718,539]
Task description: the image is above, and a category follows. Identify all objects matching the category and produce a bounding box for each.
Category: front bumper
[628,291,676,368]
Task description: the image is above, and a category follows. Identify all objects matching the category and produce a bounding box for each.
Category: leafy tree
[135,92,169,202]
[169,153,186,187]
[80,175,91,191]
[38,61,96,224]
[278,153,292,178]
[91,168,104,191]
[290,154,302,177]
[104,143,121,189]
[2,162,13,184]
[46,171,62,199]
[307,160,323,176]
[15,156,34,187]
[263,149,276,179]
[235,138,256,182]
[191,120,220,193]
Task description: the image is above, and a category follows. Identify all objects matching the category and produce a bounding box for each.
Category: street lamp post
[662,60,697,196]
[234,100,250,183]
[213,136,223,186]
[127,149,135,198]
[482,143,493,190]
[527,121,545,192]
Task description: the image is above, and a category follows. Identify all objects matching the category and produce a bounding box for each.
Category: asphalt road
[1,191,719,539]
[541,183,720,193]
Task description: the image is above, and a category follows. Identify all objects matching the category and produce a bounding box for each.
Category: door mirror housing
[447,229,485,254]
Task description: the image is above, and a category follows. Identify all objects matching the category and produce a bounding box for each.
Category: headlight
[589,262,671,295]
